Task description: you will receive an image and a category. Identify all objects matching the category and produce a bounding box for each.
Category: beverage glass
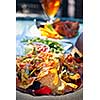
[40,0,62,22]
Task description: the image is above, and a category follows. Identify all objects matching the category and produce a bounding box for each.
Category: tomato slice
[34,86,52,95]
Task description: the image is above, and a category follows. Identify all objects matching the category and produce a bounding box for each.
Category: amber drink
[41,0,61,18]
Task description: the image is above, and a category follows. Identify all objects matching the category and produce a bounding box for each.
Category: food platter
[16,17,83,100]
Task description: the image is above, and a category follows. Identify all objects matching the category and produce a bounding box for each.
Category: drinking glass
[40,0,62,22]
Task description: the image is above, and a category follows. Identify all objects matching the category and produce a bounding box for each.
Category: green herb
[33,47,37,55]
[47,24,54,31]
[29,68,37,76]
[73,65,78,69]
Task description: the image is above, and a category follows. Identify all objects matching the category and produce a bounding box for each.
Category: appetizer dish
[21,37,64,54]
[16,19,82,96]
[16,37,83,96]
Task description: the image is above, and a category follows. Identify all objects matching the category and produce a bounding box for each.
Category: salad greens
[21,37,64,53]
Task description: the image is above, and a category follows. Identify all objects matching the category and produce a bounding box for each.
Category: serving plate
[16,88,83,100]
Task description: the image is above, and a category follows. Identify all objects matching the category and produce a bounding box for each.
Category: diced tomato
[74,58,82,63]
[19,63,26,68]
[34,86,52,95]
[67,55,73,62]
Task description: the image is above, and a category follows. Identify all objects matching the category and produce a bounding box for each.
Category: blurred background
[16,0,83,19]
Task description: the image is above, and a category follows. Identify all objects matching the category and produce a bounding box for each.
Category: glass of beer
[40,0,62,22]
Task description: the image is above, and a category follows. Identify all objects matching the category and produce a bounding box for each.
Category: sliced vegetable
[34,86,52,95]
